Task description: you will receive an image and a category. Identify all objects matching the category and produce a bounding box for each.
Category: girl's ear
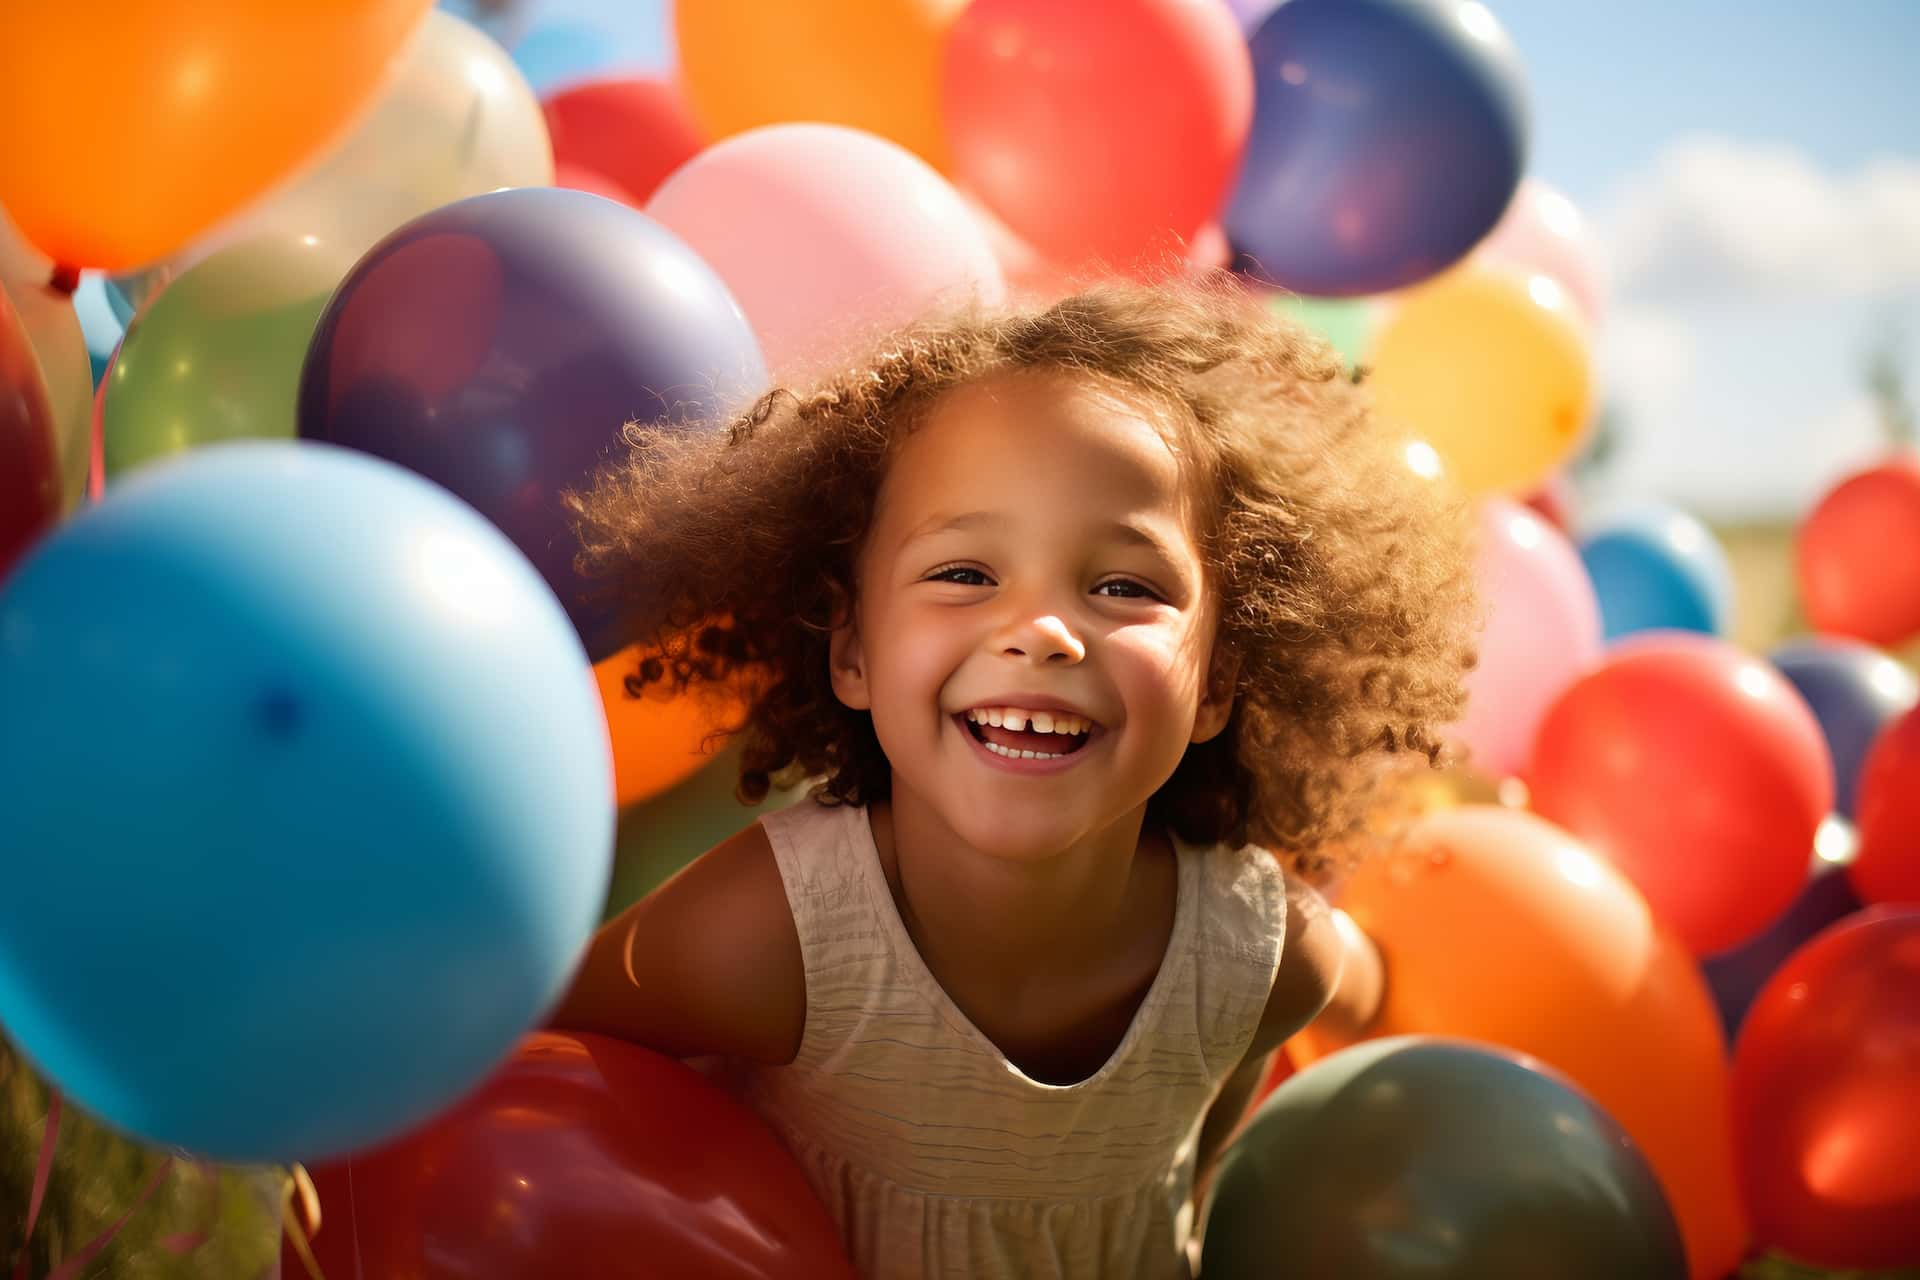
[828,614,872,710]
[1191,647,1239,744]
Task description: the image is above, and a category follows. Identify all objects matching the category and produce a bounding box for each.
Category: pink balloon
[1453,498,1603,778]
[647,124,1006,379]
[1479,179,1606,329]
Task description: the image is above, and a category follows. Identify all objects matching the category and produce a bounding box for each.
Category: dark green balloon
[1201,1037,1686,1280]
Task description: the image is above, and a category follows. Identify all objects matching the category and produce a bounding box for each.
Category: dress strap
[1178,841,1289,1080]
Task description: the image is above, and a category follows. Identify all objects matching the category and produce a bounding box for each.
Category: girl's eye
[927,565,993,586]
[1093,578,1160,601]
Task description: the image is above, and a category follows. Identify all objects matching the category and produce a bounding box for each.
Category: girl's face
[829,370,1232,861]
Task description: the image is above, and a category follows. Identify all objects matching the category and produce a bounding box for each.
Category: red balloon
[1734,908,1920,1269]
[287,1032,855,1279]
[0,285,59,580]
[1853,704,1920,905]
[943,0,1252,273]
[553,161,640,206]
[542,77,706,207]
[1797,455,1920,647]
[1528,635,1834,956]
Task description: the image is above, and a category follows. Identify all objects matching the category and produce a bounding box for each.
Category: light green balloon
[102,235,347,480]
[604,741,808,919]
[1267,293,1379,370]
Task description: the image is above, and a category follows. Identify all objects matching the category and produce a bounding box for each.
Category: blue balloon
[1704,855,1862,1039]
[1225,0,1530,296]
[298,187,767,663]
[72,273,125,385]
[0,442,613,1162]
[1579,504,1734,642]
[1769,638,1918,817]
[511,20,620,93]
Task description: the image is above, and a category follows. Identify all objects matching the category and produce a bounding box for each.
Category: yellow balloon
[1367,266,1595,497]
[674,0,965,170]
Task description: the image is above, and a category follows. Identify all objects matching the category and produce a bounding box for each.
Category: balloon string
[281,1163,327,1280]
[11,1089,61,1280]
[45,265,78,298]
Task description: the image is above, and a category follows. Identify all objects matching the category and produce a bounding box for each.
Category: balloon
[942,0,1252,274]
[598,638,748,810]
[1204,1038,1687,1279]
[1704,850,1862,1039]
[1367,266,1594,496]
[645,124,1003,379]
[1452,498,1603,778]
[1477,178,1606,327]
[1291,806,1748,1278]
[1734,908,1920,1269]
[0,288,60,582]
[112,10,552,318]
[1266,293,1379,371]
[297,187,767,661]
[1579,503,1735,641]
[0,442,613,1161]
[675,0,962,169]
[1797,454,1920,647]
[0,0,433,271]
[1225,0,1529,296]
[290,1031,857,1279]
[102,234,351,481]
[1521,471,1578,533]
[1768,638,1917,818]
[1852,704,1920,904]
[1527,635,1834,956]
[542,77,705,206]
[553,161,641,205]
[0,214,92,511]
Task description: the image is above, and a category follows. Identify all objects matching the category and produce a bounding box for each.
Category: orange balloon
[1367,266,1595,497]
[595,642,749,810]
[1294,806,1748,1279]
[0,1,432,271]
[674,0,964,170]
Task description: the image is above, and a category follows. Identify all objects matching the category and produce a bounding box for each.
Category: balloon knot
[48,264,80,297]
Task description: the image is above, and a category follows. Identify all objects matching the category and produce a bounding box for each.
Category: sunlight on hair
[1403,439,1445,481]
[412,529,517,625]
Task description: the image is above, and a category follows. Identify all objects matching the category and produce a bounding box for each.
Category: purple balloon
[1225,0,1530,296]
[1704,857,1863,1040]
[297,188,767,661]
[1769,638,1919,818]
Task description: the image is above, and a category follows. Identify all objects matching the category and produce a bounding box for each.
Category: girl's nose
[994,613,1086,665]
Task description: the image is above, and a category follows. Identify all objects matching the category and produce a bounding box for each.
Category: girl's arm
[1191,873,1385,1188]
[549,822,807,1064]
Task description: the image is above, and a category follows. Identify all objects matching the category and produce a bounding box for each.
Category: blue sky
[469,0,1919,520]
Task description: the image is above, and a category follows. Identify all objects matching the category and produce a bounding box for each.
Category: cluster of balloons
[1,0,1917,1276]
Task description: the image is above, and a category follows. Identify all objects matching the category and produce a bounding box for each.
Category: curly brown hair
[567,276,1478,873]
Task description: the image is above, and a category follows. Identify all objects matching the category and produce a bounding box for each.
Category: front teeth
[964,707,1092,736]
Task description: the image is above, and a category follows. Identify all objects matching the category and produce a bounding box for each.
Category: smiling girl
[554,279,1478,1279]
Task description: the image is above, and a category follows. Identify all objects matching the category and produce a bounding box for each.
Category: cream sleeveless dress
[736,799,1288,1280]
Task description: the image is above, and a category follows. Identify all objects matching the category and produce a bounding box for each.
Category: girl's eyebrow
[902,510,1186,565]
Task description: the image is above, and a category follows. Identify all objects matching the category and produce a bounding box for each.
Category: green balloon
[1200,1038,1686,1280]
[604,741,806,919]
[1267,293,1377,369]
[102,234,349,480]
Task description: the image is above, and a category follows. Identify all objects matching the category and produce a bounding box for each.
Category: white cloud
[1600,136,1920,300]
